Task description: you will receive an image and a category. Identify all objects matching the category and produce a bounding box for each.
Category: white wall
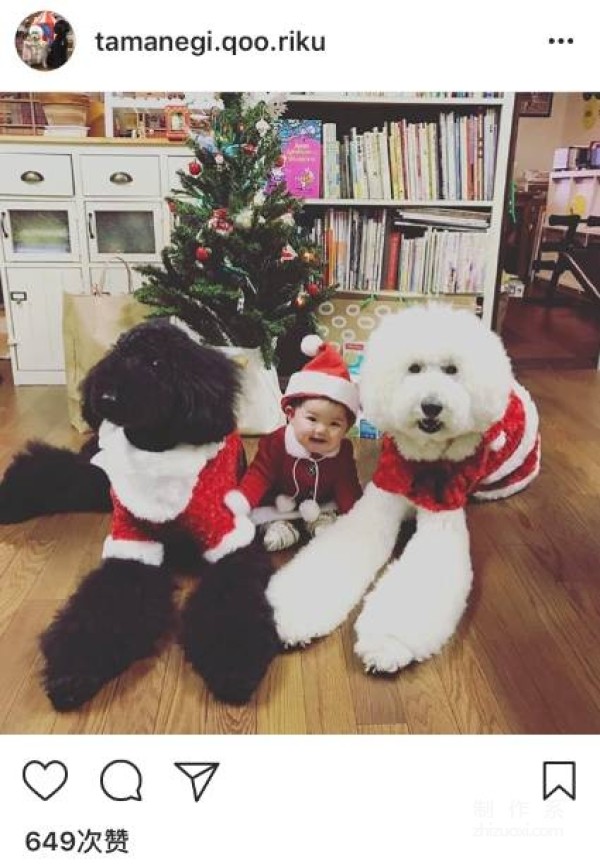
[513,93,600,177]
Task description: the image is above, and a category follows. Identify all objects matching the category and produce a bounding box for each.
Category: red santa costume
[226,336,362,525]
[372,383,541,511]
[90,422,255,566]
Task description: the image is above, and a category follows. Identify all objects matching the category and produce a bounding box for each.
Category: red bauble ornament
[195,246,211,263]
[306,282,320,298]
[274,154,285,167]
[242,143,257,156]
[189,160,202,176]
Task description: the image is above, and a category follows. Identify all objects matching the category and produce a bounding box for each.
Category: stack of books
[311,207,490,294]
[315,110,499,201]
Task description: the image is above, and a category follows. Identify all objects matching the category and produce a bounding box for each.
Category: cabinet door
[6,267,83,372]
[0,201,79,262]
[85,201,163,262]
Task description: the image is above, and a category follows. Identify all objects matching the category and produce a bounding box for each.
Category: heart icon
[23,761,68,801]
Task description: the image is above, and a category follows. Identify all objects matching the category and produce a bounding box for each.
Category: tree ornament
[255,118,270,137]
[223,143,240,157]
[274,154,285,168]
[253,191,266,207]
[295,292,308,308]
[208,208,233,235]
[195,246,211,263]
[215,153,225,165]
[242,143,257,156]
[280,244,298,263]
[301,249,317,264]
[278,211,295,227]
[306,282,320,298]
[234,207,253,230]
[188,160,202,176]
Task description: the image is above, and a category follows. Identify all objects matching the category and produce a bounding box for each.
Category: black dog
[46,19,71,70]
[0,320,281,709]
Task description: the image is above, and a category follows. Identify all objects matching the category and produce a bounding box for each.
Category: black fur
[0,441,110,523]
[0,320,281,710]
[41,559,173,711]
[182,547,282,704]
[46,19,70,70]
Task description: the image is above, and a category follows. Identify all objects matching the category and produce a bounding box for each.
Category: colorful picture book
[276,119,322,198]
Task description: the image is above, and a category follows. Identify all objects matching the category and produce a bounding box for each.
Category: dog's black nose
[421,401,443,418]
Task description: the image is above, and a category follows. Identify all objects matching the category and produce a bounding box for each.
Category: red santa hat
[281,335,360,419]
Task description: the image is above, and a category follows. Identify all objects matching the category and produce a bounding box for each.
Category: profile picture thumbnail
[15,10,75,71]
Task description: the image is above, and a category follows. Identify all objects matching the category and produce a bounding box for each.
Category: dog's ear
[79,360,103,432]
[175,342,242,443]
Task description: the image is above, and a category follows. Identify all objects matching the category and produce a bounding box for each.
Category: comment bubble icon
[100,760,143,802]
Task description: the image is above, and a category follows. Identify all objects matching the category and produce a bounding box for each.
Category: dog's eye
[442,364,458,375]
[408,363,422,374]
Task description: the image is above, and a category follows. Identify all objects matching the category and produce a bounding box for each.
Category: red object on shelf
[165,105,190,142]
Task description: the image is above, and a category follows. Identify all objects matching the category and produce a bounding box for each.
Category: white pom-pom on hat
[299,499,321,522]
[300,334,323,357]
[275,494,296,513]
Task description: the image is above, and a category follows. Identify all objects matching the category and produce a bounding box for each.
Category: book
[395,207,490,229]
[276,119,322,198]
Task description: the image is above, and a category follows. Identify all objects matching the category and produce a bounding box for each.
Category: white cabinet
[6,266,83,376]
[0,153,73,196]
[80,154,161,197]
[0,140,188,384]
[0,200,80,262]
[85,201,163,261]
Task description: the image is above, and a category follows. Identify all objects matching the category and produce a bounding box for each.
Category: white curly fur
[266,304,536,673]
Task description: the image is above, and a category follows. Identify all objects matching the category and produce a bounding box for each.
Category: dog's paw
[43,672,108,712]
[354,632,415,673]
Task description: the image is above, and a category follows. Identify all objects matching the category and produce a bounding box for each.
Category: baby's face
[288,398,350,456]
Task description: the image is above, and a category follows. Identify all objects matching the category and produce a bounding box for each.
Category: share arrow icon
[174,762,219,802]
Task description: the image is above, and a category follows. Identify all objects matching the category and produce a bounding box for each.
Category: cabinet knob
[109,171,134,185]
[20,170,44,184]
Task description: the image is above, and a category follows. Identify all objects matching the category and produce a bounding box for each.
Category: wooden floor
[1,362,600,734]
[502,294,600,371]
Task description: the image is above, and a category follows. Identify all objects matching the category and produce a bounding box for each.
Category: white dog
[21,25,49,68]
[265,304,540,672]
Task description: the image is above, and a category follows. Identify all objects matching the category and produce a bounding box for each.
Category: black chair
[533,214,600,304]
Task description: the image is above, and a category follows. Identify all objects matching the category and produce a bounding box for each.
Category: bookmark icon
[174,762,219,802]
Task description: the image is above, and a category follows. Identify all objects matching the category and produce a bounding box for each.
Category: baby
[226,336,362,551]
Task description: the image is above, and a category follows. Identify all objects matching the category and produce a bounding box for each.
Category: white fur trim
[203,515,256,563]
[300,334,323,357]
[489,431,507,452]
[275,493,296,512]
[284,371,360,416]
[472,440,541,501]
[91,421,225,523]
[284,424,340,459]
[224,489,251,516]
[354,506,473,672]
[102,537,164,566]
[250,500,335,526]
[481,383,539,485]
[266,483,412,645]
[299,499,321,522]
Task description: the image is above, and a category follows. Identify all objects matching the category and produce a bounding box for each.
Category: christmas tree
[136,92,332,367]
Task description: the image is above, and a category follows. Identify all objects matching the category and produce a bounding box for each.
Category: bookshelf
[283,93,516,328]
